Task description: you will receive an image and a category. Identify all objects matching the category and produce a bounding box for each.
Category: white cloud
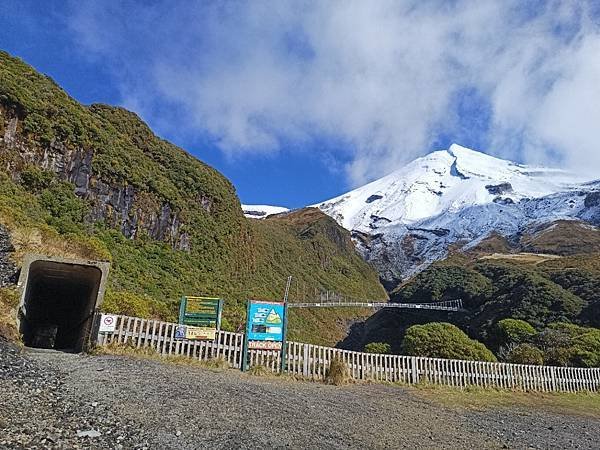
[67,0,600,185]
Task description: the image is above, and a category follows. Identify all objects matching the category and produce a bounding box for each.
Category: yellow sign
[185,326,217,340]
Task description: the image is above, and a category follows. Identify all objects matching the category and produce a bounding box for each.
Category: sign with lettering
[248,340,282,350]
[185,326,217,340]
[178,296,223,328]
[242,300,288,372]
[247,301,285,342]
[174,325,217,341]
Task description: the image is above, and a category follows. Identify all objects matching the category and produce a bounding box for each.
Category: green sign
[178,296,223,329]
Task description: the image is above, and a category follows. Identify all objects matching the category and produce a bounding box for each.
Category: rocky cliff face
[0,104,190,250]
[0,224,17,287]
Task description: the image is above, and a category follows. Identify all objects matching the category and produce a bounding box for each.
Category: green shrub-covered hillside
[341,252,600,366]
[0,50,386,345]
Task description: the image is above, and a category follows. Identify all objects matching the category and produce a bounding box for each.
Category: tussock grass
[0,287,20,341]
[325,357,350,385]
[247,365,270,377]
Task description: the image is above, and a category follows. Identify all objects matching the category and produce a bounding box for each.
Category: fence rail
[96,314,600,393]
[288,299,463,311]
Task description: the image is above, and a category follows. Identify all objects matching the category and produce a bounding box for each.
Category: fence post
[302,344,309,377]
[411,357,419,384]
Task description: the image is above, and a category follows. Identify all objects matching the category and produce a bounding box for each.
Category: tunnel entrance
[18,256,109,352]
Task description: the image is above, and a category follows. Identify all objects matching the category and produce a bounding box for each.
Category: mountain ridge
[305,144,599,289]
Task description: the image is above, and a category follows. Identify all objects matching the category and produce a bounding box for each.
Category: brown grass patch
[325,357,350,385]
[0,287,19,341]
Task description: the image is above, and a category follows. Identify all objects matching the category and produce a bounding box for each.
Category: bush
[506,343,544,365]
[401,322,497,362]
[19,166,54,192]
[325,357,350,385]
[364,342,391,354]
[101,290,171,320]
[494,318,537,347]
[536,323,600,367]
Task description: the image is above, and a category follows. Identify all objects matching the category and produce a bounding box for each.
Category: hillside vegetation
[0,50,386,344]
[346,248,600,366]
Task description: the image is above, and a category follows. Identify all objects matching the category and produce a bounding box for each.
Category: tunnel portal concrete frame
[17,254,110,352]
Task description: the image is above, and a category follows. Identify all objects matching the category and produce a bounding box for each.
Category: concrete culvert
[17,255,109,352]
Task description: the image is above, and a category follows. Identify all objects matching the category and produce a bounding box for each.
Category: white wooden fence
[96,314,600,393]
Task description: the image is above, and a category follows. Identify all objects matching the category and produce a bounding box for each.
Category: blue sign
[247,301,285,342]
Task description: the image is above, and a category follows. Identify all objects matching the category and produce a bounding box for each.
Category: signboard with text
[247,301,285,342]
[178,296,223,328]
[248,340,282,350]
[242,300,288,371]
[174,325,217,341]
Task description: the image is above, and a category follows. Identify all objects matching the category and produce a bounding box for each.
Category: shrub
[494,318,537,347]
[325,357,350,385]
[506,343,544,365]
[536,323,600,367]
[19,166,54,192]
[401,322,497,362]
[101,290,171,320]
[364,342,391,354]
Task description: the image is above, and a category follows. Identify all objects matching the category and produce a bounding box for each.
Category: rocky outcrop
[585,191,600,209]
[0,224,17,288]
[485,182,513,195]
[0,105,190,251]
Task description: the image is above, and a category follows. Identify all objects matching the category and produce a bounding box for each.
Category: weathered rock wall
[0,105,190,250]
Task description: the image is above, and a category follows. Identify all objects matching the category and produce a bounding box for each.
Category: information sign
[178,296,223,328]
[174,324,217,341]
[99,314,117,333]
[242,300,288,372]
[247,301,285,341]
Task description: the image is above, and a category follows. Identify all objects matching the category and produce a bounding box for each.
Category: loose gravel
[1,339,599,449]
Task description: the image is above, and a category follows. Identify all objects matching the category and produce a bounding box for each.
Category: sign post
[280,276,292,373]
[241,299,252,372]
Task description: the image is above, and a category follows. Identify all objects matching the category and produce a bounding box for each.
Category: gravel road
[1,339,599,449]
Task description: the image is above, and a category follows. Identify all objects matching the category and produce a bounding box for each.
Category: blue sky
[1,1,599,207]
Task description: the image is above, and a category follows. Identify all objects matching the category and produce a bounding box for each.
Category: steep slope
[0,50,386,342]
[314,144,599,288]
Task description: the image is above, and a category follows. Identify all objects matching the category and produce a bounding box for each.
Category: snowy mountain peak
[311,143,599,286]
[314,144,589,232]
[242,204,289,219]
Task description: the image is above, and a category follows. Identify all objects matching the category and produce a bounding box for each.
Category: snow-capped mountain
[315,144,587,232]
[242,204,289,219]
[313,144,600,287]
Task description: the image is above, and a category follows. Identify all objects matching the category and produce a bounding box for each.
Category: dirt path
[2,342,599,449]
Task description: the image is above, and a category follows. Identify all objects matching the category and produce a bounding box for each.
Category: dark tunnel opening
[20,260,103,352]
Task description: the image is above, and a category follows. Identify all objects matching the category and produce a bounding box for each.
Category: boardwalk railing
[96,314,600,393]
